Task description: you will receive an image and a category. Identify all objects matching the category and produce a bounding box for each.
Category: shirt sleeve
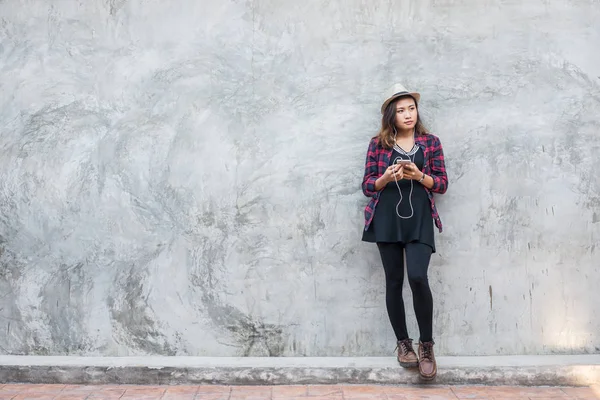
[361,138,380,197]
[429,136,448,194]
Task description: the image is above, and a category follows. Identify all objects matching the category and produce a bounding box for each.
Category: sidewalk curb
[1,355,598,386]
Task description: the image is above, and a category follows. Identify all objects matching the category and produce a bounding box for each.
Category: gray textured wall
[1,0,599,357]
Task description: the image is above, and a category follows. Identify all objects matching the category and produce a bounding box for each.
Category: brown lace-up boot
[396,338,418,368]
[418,340,437,380]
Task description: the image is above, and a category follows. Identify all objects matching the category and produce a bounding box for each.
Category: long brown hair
[377,95,428,149]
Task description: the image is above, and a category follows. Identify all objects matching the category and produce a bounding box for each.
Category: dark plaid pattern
[361,133,448,232]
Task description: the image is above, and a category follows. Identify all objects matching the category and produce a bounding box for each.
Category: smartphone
[395,159,411,167]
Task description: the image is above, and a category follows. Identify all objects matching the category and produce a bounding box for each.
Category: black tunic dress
[361,146,436,252]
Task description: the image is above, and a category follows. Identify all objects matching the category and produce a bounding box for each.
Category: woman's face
[394,97,418,130]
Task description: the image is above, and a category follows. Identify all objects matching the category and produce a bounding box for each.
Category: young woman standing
[361,83,448,380]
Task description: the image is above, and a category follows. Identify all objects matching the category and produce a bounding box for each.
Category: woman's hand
[403,162,424,181]
[375,164,403,191]
[383,164,404,183]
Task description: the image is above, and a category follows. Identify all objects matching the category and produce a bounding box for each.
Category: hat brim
[381,91,421,114]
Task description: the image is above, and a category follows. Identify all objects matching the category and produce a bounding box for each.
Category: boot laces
[421,341,433,360]
[397,339,413,355]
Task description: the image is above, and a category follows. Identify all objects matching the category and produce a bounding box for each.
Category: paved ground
[0,384,598,399]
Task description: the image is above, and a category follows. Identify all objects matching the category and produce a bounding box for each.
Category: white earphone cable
[392,128,418,219]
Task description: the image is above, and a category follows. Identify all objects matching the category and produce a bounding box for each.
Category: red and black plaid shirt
[361,133,448,232]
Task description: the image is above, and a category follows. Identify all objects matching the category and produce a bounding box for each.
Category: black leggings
[377,242,433,343]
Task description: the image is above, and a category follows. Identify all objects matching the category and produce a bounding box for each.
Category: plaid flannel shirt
[361,133,448,232]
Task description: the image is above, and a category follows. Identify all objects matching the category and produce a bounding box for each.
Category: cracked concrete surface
[0,0,599,357]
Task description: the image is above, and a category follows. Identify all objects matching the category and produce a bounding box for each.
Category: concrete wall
[0,0,599,357]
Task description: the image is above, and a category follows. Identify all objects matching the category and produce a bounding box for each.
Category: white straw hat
[381,83,421,114]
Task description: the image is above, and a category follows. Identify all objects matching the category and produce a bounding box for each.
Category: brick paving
[0,384,598,399]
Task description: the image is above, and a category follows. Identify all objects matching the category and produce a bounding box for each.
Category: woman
[361,83,448,381]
